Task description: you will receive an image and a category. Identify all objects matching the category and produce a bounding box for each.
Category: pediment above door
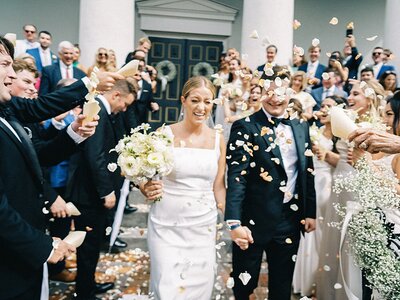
[137,0,238,36]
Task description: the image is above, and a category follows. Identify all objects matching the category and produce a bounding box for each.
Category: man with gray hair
[39,41,86,95]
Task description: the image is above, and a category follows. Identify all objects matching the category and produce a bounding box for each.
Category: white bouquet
[111,123,174,186]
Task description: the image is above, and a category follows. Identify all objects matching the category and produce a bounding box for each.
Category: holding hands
[230,225,254,251]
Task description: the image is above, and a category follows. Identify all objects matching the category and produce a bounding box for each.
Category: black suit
[66,98,124,299]
[225,110,316,300]
[0,80,87,299]
[134,80,154,125]
[39,62,86,95]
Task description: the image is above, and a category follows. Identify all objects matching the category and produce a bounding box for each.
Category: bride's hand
[141,180,163,201]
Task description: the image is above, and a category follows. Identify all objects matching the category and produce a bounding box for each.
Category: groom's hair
[260,65,291,81]
[0,36,14,57]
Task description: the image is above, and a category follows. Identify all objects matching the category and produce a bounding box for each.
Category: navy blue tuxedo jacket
[298,62,326,89]
[225,110,316,244]
[39,62,86,95]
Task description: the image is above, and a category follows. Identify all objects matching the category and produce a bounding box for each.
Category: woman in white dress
[317,81,384,300]
[293,96,344,297]
[140,76,226,300]
[289,71,316,120]
[355,92,400,299]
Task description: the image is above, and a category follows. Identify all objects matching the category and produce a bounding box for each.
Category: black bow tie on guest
[0,102,12,120]
[270,117,290,127]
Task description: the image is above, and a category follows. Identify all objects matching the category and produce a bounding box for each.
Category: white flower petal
[107,163,117,172]
[366,35,378,41]
[226,277,235,288]
[312,38,320,47]
[238,272,251,285]
[249,30,259,39]
[329,17,338,25]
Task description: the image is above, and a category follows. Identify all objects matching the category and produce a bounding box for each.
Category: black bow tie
[270,117,290,127]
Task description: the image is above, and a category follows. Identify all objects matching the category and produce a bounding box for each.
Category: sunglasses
[98,53,108,57]
[372,52,383,56]
[25,30,36,34]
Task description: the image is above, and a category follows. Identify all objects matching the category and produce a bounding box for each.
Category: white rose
[147,152,164,166]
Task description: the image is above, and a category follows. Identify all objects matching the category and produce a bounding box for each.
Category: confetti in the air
[366,35,378,41]
[329,17,338,25]
[249,30,259,39]
[311,38,320,47]
[239,272,252,285]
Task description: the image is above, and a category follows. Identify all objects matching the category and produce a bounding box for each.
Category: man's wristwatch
[228,223,241,231]
[227,221,241,231]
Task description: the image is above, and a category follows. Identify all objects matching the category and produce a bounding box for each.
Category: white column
[79,0,134,69]
[240,0,294,70]
[384,0,400,73]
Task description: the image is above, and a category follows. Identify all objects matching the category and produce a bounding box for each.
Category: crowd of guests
[209,28,399,300]
[0,24,162,300]
[2,21,400,300]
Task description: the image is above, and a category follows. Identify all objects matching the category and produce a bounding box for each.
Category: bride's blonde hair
[181,76,216,99]
[359,80,386,120]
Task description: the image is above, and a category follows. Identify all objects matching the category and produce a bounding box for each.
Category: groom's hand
[304,218,316,233]
[230,226,254,250]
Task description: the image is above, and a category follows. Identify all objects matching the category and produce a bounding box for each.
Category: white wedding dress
[293,133,334,296]
[317,139,362,300]
[147,126,219,300]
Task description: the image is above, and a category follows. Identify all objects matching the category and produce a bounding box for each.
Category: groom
[225,68,316,300]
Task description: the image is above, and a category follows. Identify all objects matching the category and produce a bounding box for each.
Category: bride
[140,76,226,300]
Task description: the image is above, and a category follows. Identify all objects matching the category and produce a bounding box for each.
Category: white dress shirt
[307,60,319,77]
[263,108,298,203]
[39,47,52,67]
[14,39,40,57]
[373,62,383,79]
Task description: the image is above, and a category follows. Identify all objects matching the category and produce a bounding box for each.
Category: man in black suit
[39,40,86,95]
[128,58,158,126]
[225,69,316,300]
[66,79,135,300]
[0,36,122,299]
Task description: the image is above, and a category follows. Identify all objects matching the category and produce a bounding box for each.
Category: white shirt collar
[97,94,112,115]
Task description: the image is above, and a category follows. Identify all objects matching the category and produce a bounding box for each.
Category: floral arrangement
[111,123,174,187]
[333,157,400,299]
[309,122,324,144]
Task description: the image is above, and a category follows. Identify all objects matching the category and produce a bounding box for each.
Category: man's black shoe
[124,204,138,214]
[95,282,114,294]
[113,237,127,248]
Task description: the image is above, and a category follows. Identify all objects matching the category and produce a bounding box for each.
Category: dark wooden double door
[147,37,222,128]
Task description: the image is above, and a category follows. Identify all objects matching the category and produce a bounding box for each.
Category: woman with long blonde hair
[317,80,385,300]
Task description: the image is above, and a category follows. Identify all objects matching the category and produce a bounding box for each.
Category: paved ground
[50,190,305,300]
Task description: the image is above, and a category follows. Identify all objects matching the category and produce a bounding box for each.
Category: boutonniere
[51,54,57,60]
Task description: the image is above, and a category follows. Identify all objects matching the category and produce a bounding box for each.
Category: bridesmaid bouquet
[110,123,174,186]
[333,157,400,298]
